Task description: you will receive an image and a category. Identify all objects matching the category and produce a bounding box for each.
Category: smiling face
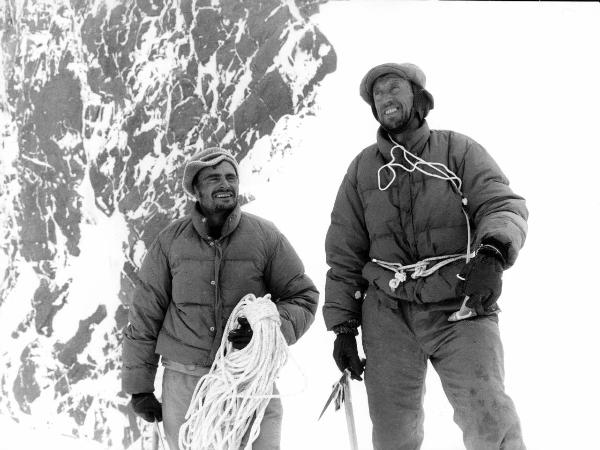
[372,74,414,132]
[193,161,239,218]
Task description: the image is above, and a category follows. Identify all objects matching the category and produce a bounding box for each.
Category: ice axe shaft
[318,370,360,449]
[153,420,166,450]
[342,370,359,450]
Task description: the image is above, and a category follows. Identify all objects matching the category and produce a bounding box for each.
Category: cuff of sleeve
[332,319,360,335]
[480,237,509,267]
[121,365,158,394]
[279,316,297,345]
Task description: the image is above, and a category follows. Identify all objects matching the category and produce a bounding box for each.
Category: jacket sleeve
[121,237,171,394]
[265,231,319,345]
[459,138,528,267]
[323,157,370,330]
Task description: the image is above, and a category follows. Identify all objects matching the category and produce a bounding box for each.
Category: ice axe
[318,369,359,450]
[152,420,167,450]
[448,295,477,322]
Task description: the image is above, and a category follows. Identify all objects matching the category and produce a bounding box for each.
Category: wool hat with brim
[182,147,239,197]
[359,62,434,118]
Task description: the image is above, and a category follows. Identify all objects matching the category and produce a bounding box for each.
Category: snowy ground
[0,416,105,450]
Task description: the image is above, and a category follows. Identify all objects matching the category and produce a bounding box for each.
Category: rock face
[0,0,335,447]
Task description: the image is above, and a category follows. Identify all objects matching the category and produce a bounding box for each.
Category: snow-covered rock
[0,0,335,447]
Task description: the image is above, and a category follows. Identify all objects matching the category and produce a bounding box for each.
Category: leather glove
[228,317,253,350]
[333,333,365,381]
[456,242,505,314]
[130,392,162,422]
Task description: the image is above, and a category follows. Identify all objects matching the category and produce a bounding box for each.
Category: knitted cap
[182,147,239,197]
[360,63,427,103]
[359,62,434,119]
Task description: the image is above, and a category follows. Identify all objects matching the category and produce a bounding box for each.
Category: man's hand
[456,243,505,314]
[228,317,253,350]
[333,333,365,381]
[130,392,162,422]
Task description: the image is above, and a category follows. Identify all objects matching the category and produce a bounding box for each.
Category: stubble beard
[197,194,238,217]
[215,198,237,213]
[378,105,411,134]
[382,117,409,134]
[381,107,420,134]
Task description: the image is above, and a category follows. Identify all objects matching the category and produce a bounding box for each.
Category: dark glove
[456,242,505,314]
[333,333,365,381]
[130,392,162,422]
[228,317,253,350]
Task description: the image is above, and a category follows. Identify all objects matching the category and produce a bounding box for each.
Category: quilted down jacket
[323,122,528,329]
[122,204,319,393]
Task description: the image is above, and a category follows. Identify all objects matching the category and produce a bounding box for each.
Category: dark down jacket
[122,204,319,394]
[323,122,528,329]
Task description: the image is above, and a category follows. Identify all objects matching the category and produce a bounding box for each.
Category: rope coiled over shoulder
[178,294,288,450]
[374,136,473,292]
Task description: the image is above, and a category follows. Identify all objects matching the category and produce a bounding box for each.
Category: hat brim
[360,63,426,104]
[182,156,238,197]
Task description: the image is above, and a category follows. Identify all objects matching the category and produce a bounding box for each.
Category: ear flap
[370,103,379,119]
[413,88,434,121]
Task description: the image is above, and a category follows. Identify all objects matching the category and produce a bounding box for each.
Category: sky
[242,1,600,449]
[2,1,600,449]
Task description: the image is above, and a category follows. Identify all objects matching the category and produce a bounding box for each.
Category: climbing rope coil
[178,294,288,450]
[375,136,473,293]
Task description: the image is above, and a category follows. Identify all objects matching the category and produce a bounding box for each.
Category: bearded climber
[323,63,528,449]
[122,147,318,449]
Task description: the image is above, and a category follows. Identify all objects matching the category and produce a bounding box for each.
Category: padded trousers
[362,289,526,450]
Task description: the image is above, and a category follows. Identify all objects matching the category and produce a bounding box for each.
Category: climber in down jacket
[122,147,318,450]
[324,62,528,450]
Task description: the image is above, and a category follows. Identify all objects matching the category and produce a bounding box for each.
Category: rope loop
[411,262,427,279]
[374,252,475,293]
[244,295,280,328]
[178,294,288,450]
[373,134,474,290]
[377,139,463,194]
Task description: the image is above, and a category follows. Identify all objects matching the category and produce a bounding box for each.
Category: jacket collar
[376,120,430,162]
[191,202,242,241]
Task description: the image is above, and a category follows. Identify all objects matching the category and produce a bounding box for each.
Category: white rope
[377,138,463,193]
[178,294,288,450]
[374,136,473,291]
[373,252,475,292]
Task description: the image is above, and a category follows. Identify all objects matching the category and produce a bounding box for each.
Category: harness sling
[374,136,476,320]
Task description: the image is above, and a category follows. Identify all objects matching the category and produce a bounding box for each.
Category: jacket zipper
[210,241,223,361]
[407,171,419,260]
